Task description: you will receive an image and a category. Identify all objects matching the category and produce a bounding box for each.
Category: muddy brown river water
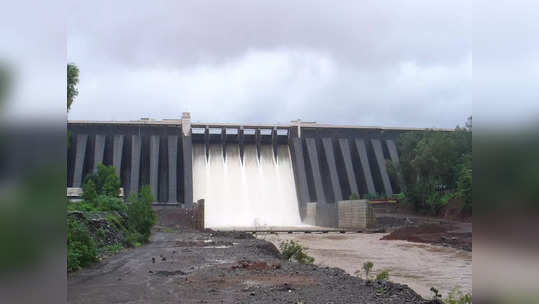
[262,233,472,299]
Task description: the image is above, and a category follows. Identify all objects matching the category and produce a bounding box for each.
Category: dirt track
[68,226,437,303]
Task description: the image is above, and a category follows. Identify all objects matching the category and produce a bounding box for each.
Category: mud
[381,222,472,251]
[68,227,434,303]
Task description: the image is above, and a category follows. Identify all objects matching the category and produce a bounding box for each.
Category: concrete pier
[149,135,160,200]
[354,139,376,195]
[113,135,124,178]
[93,134,105,171]
[322,138,343,202]
[73,134,88,187]
[168,135,178,203]
[129,135,141,196]
[306,138,327,204]
[290,137,311,208]
[371,138,393,197]
[338,138,359,196]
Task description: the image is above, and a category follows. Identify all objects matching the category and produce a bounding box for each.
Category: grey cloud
[68,0,473,128]
[69,0,470,69]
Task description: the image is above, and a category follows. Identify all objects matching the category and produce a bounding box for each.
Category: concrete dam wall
[67,115,424,227]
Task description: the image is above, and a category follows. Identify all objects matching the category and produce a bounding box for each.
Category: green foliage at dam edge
[390,117,472,215]
[67,164,156,272]
[279,240,314,264]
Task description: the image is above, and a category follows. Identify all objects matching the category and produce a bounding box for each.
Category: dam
[67,113,437,228]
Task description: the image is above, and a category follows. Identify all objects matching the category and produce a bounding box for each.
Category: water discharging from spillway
[193,144,303,228]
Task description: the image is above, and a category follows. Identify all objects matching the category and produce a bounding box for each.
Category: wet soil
[68,227,435,303]
[381,222,472,251]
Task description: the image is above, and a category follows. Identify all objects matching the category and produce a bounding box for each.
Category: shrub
[103,244,123,255]
[83,164,121,198]
[362,261,374,280]
[430,287,442,300]
[96,195,127,213]
[444,288,472,304]
[425,191,454,215]
[67,217,97,272]
[375,270,390,281]
[102,172,121,197]
[81,178,97,205]
[279,240,314,264]
[124,231,143,248]
[127,185,156,243]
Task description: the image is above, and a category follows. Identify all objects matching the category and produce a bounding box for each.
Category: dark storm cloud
[69,0,469,68]
[68,0,473,128]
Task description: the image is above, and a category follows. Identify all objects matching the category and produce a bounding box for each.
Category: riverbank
[262,232,472,299]
[68,226,439,303]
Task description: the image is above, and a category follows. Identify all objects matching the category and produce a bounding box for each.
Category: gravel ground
[68,227,437,303]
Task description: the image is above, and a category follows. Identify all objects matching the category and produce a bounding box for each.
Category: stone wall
[337,199,376,229]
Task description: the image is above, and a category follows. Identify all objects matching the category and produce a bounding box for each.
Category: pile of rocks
[68,211,126,249]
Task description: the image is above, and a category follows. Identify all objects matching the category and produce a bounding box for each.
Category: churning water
[193,144,303,228]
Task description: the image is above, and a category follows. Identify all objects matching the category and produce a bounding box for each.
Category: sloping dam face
[193,144,302,228]
[67,119,415,229]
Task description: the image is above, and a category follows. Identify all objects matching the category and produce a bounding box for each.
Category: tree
[67,63,79,111]
[394,117,472,214]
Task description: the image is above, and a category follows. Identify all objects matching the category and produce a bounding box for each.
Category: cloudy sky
[66,0,475,128]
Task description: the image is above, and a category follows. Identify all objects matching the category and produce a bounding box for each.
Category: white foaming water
[193,143,303,228]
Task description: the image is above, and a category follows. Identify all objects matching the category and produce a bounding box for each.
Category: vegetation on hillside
[389,117,472,215]
[67,164,156,272]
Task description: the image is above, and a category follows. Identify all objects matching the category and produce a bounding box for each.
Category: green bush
[444,288,472,304]
[362,261,374,280]
[425,191,454,215]
[375,270,390,281]
[96,195,126,213]
[124,230,143,248]
[127,185,156,243]
[67,165,158,272]
[83,164,121,198]
[279,240,314,264]
[103,244,123,255]
[81,178,97,205]
[430,287,442,300]
[67,217,97,272]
